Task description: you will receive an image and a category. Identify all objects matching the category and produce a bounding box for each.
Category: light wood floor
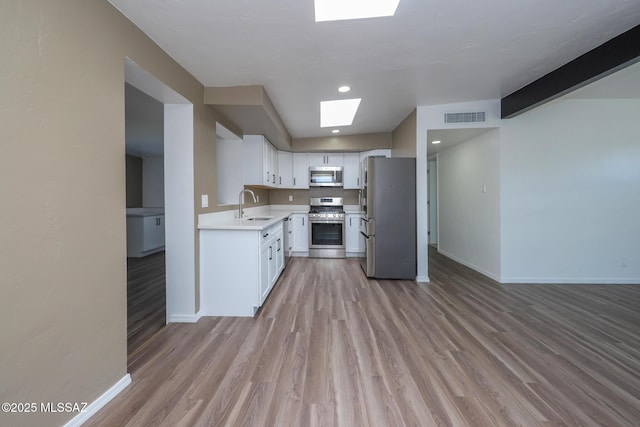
[88,249,640,426]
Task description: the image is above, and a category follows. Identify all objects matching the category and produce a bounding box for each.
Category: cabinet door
[291,214,309,252]
[143,216,159,250]
[275,228,284,273]
[343,153,360,189]
[292,153,309,189]
[345,214,364,253]
[270,144,278,186]
[308,153,326,167]
[309,153,344,167]
[156,215,165,247]
[260,241,270,304]
[277,151,293,188]
[326,153,343,167]
[262,140,276,186]
[269,239,279,288]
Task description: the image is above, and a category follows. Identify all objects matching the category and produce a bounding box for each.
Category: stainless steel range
[308,197,345,258]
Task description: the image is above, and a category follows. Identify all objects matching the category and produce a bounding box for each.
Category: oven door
[309,219,345,258]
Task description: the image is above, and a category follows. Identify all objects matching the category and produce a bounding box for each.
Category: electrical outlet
[201,194,209,208]
[288,195,293,202]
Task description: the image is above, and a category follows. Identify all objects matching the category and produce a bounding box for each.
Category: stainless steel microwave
[309,166,343,187]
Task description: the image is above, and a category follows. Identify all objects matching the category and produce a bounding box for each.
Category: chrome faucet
[238,188,257,219]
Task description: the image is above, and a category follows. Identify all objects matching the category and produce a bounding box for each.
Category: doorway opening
[124,58,195,358]
[125,82,166,354]
[427,156,438,248]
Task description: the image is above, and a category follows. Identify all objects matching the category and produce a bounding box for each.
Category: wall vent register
[444,111,486,123]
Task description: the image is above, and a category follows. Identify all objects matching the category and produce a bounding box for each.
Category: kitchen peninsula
[198,206,306,316]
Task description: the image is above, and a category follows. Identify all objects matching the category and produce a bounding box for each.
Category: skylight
[320,99,361,127]
[314,0,400,22]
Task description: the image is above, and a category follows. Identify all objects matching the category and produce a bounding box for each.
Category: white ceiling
[108,0,640,140]
[125,83,164,157]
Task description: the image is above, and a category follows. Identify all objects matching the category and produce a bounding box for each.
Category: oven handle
[309,219,345,224]
[360,231,370,239]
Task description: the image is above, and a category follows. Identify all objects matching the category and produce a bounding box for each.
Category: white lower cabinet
[290,213,309,255]
[200,221,284,317]
[345,213,364,255]
[260,224,284,305]
[126,214,165,257]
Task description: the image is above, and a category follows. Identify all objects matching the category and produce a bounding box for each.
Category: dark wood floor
[127,251,166,355]
[89,249,640,426]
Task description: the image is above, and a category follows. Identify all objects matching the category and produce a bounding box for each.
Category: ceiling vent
[444,111,486,124]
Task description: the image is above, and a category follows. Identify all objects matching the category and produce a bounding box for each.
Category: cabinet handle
[269,246,272,260]
[293,177,296,186]
[302,217,304,226]
[277,238,281,251]
[350,217,352,226]
[279,176,282,185]
[272,173,276,183]
[263,233,269,238]
[266,171,269,181]
[357,177,359,186]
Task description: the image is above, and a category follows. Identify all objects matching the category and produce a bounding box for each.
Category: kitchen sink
[243,216,274,221]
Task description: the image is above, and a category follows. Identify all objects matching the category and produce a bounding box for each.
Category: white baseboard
[64,374,131,427]
[416,275,430,283]
[500,277,640,284]
[168,311,202,323]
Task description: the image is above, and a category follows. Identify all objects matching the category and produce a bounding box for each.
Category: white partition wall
[436,129,501,280]
[164,104,197,321]
[500,98,640,283]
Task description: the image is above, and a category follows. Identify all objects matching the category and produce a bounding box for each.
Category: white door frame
[124,58,197,324]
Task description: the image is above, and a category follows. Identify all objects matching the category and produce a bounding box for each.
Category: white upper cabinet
[277,150,293,188]
[359,149,390,163]
[243,135,278,188]
[292,153,309,189]
[308,153,343,167]
[343,153,361,189]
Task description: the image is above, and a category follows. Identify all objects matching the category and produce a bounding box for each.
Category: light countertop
[198,204,362,231]
[198,210,291,231]
[198,205,307,231]
[126,207,165,217]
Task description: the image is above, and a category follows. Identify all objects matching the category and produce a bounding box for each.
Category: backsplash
[269,188,360,205]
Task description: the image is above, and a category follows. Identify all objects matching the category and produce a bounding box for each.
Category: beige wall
[391,109,417,157]
[293,132,391,152]
[0,1,219,426]
[126,155,143,207]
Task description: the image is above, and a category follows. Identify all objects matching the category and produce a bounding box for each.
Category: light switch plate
[201,194,209,208]
[288,195,293,202]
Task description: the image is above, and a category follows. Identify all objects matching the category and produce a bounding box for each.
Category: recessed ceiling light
[320,98,361,128]
[314,0,400,22]
[332,129,340,134]
[432,140,441,144]
[338,85,351,93]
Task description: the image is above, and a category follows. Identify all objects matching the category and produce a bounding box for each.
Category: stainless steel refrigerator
[359,157,416,279]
